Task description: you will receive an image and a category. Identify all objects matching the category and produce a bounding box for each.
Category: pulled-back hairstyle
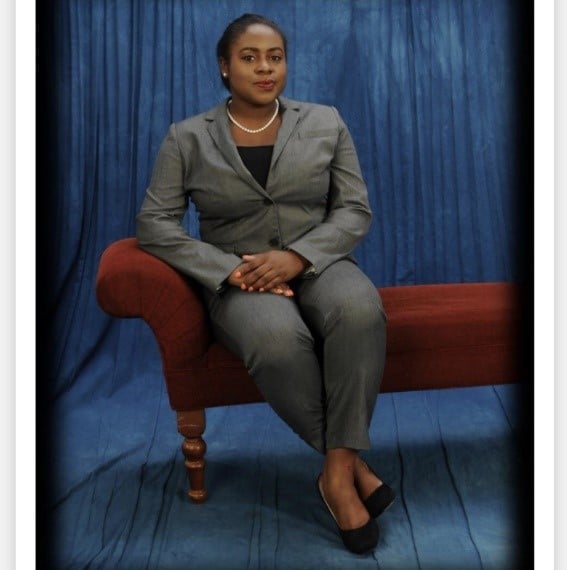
[216,13,288,90]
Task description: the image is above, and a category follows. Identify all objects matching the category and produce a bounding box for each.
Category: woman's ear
[219,58,229,77]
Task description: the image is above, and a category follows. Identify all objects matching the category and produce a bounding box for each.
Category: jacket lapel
[205,101,268,196]
[270,96,301,169]
[205,96,302,196]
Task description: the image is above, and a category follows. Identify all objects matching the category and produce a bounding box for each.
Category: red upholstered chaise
[96,238,521,502]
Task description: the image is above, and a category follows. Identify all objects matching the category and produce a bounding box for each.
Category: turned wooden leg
[177,409,208,503]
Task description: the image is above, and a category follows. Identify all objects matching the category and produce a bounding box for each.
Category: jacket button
[269,238,279,247]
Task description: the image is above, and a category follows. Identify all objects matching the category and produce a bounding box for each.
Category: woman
[136,13,395,554]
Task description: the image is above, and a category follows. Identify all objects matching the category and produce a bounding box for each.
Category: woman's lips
[255,80,275,90]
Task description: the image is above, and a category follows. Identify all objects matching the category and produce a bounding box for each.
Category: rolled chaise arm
[96,237,211,369]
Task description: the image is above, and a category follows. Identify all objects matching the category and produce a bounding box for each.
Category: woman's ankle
[323,448,357,480]
[353,457,383,499]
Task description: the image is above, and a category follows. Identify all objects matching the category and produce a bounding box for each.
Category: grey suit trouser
[203,259,387,454]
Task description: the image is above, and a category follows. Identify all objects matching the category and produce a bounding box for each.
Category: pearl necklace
[226,99,280,134]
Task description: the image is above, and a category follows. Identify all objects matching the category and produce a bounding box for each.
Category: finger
[250,270,281,290]
[242,267,273,289]
[241,254,266,268]
[269,286,294,297]
[238,263,257,277]
[240,264,265,280]
[256,275,289,295]
[275,281,294,297]
[259,275,286,292]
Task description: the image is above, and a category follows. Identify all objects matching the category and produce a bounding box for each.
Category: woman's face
[220,24,287,107]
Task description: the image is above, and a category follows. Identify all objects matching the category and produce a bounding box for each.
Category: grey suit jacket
[136,96,372,294]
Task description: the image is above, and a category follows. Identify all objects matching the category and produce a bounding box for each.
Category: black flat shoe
[316,474,379,554]
[358,460,396,519]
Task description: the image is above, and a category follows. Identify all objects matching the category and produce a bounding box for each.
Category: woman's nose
[256,57,272,73]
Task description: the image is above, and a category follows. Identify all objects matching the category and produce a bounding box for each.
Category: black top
[237,145,274,189]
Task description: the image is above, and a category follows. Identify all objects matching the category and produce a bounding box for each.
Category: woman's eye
[242,55,255,62]
[271,55,282,62]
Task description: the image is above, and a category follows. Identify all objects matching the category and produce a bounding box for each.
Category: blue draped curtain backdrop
[37,1,531,412]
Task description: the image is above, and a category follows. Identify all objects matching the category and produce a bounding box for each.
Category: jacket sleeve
[136,123,242,294]
[286,107,372,276]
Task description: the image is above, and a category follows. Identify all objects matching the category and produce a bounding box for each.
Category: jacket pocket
[298,128,338,139]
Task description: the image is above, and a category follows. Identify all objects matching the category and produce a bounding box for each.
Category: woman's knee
[323,296,386,338]
[244,324,315,372]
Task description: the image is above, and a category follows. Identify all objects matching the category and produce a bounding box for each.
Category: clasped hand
[228,250,309,297]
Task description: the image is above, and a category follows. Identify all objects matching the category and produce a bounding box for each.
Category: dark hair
[216,13,288,90]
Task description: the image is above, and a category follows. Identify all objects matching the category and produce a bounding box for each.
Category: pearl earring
[222,72,228,78]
